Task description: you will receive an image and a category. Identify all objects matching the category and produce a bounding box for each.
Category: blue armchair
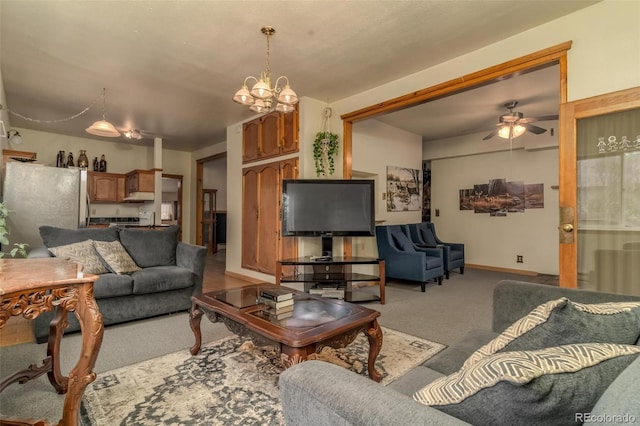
[408,222,465,279]
[375,225,444,292]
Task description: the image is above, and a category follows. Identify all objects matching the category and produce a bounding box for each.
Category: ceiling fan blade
[483,129,499,140]
[523,123,547,135]
[521,114,559,123]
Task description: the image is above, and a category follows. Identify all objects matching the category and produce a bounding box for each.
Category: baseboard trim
[466,264,539,276]
[224,270,266,284]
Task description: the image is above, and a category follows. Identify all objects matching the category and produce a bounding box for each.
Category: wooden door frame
[559,86,640,287]
[162,173,183,240]
[340,41,571,257]
[196,152,226,247]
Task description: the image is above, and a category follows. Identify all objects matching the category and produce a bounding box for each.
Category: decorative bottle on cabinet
[77,150,89,169]
[56,151,65,168]
[66,152,74,167]
[93,157,99,171]
[99,154,107,172]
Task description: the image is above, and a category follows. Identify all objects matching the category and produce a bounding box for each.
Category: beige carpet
[80,327,445,425]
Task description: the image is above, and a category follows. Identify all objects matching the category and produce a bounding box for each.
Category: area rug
[80,327,446,425]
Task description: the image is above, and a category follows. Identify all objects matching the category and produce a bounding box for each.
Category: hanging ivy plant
[313,131,339,177]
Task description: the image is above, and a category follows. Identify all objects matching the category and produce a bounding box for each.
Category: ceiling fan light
[277,85,298,105]
[86,119,121,137]
[250,79,273,99]
[233,86,255,105]
[497,124,526,139]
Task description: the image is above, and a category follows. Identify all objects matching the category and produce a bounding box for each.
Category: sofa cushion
[131,266,195,295]
[464,298,640,369]
[590,355,640,422]
[39,225,119,248]
[414,343,640,426]
[93,274,134,299]
[94,240,141,275]
[48,240,108,275]
[424,329,498,375]
[119,226,178,267]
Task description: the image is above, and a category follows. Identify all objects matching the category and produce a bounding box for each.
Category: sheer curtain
[577,108,640,295]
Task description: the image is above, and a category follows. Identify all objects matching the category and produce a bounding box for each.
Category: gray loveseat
[279,280,640,425]
[29,225,206,344]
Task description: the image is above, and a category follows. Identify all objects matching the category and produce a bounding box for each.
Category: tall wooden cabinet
[242,108,299,163]
[242,157,298,275]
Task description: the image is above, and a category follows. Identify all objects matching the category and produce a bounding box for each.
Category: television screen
[282,179,375,237]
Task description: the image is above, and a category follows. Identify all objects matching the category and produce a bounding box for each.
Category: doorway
[196,153,227,254]
[340,42,571,282]
[162,174,183,241]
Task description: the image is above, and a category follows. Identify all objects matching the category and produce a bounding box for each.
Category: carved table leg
[46,306,70,394]
[58,283,103,426]
[363,319,383,382]
[189,303,204,355]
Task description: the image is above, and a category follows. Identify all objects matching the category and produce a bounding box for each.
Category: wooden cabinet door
[241,157,299,275]
[280,108,299,155]
[257,164,279,274]
[242,167,260,270]
[260,112,280,158]
[279,158,299,261]
[243,119,260,163]
[89,172,120,202]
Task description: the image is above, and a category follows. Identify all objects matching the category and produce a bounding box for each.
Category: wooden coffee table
[189,284,383,381]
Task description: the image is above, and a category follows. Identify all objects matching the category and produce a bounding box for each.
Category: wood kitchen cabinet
[125,169,155,196]
[242,107,299,163]
[88,171,125,203]
[242,157,298,275]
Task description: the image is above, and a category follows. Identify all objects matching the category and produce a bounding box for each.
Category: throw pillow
[118,225,178,267]
[48,240,108,275]
[391,230,415,252]
[414,343,640,426]
[419,227,438,246]
[463,297,640,369]
[93,240,141,275]
[39,225,119,248]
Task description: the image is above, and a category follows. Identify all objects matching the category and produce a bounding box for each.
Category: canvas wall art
[387,166,421,212]
[459,177,544,217]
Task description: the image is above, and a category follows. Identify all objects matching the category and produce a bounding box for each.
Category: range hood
[124,192,154,201]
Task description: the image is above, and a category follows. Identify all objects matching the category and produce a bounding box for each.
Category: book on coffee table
[258,296,294,309]
[260,288,293,302]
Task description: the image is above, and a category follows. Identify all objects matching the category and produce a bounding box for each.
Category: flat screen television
[281,179,375,258]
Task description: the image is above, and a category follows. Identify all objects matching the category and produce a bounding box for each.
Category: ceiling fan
[118,128,152,141]
[482,101,558,140]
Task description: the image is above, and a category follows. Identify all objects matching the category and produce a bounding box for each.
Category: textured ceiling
[1,1,595,151]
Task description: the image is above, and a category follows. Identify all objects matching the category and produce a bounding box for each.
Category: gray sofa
[279,280,640,425]
[29,225,206,344]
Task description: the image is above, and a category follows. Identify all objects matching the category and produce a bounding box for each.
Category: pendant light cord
[0,90,105,124]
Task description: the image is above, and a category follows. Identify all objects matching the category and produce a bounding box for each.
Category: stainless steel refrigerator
[2,161,88,252]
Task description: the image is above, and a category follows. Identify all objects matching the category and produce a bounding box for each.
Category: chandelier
[232,26,298,114]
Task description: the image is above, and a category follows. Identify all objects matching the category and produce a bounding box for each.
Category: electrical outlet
[91,208,96,215]
[517,255,523,263]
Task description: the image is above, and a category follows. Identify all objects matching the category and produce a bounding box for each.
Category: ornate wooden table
[0,258,103,426]
[190,284,383,381]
